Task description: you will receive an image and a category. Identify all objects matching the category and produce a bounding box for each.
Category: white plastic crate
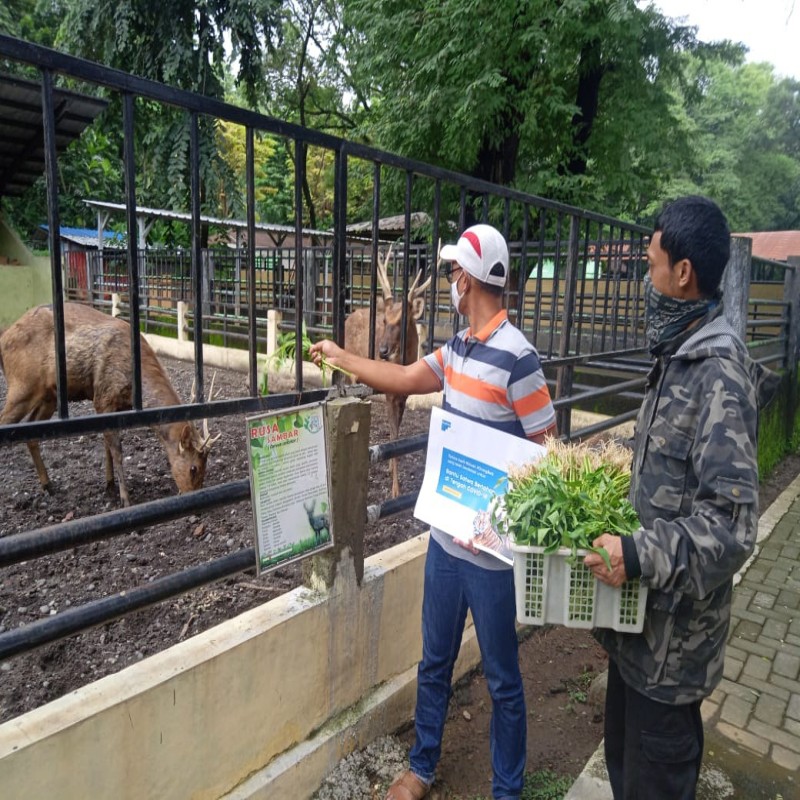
[510,543,647,633]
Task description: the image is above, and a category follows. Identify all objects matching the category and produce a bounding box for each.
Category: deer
[303,498,330,544]
[0,302,220,507]
[344,244,433,498]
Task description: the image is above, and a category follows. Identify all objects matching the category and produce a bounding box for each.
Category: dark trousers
[605,659,704,800]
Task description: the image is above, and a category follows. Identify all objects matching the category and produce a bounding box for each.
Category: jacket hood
[676,313,781,410]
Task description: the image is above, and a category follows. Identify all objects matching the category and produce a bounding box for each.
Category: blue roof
[40,224,123,242]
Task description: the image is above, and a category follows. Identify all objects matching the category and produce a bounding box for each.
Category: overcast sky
[643,0,799,80]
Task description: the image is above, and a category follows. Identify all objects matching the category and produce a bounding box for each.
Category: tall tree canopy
[343,0,701,217]
[2,0,798,237]
[664,58,800,230]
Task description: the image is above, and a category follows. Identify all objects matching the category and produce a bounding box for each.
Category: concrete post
[785,257,800,446]
[723,237,752,340]
[111,292,121,317]
[267,309,281,357]
[303,398,371,590]
[177,300,188,343]
[786,257,800,373]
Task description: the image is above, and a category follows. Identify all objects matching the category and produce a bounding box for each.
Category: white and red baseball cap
[440,224,509,287]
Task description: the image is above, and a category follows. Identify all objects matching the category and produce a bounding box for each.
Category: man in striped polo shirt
[311,224,556,800]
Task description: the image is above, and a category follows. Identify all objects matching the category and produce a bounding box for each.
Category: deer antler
[184,372,221,454]
[200,371,222,453]
[406,241,437,301]
[407,268,433,302]
[375,243,396,302]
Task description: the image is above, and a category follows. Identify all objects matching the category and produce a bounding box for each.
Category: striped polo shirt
[422,309,555,568]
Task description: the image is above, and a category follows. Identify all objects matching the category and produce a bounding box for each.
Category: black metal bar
[566,408,641,441]
[516,205,529,328]
[246,127,258,396]
[0,480,252,567]
[40,69,69,420]
[400,170,413,362]
[0,390,329,446]
[0,548,256,660]
[332,144,348,352]
[369,432,428,464]
[369,162,381,360]
[294,137,305,389]
[122,92,143,409]
[553,378,647,410]
[365,492,418,524]
[533,209,547,350]
[190,111,204,400]
[428,180,442,355]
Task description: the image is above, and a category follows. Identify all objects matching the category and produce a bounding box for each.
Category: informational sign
[246,402,333,574]
[414,407,546,562]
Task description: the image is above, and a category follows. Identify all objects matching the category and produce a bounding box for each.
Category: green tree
[54,0,285,229]
[343,0,701,220]
[661,58,800,231]
[259,0,362,233]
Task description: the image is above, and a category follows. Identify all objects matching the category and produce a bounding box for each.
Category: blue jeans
[409,537,526,799]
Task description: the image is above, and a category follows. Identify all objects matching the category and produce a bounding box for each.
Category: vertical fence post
[785,257,800,447]
[786,258,800,369]
[41,70,69,419]
[177,300,188,343]
[723,237,752,340]
[554,216,580,438]
[267,309,281,357]
[303,398,371,590]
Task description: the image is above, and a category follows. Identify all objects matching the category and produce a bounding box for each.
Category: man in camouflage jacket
[585,196,779,800]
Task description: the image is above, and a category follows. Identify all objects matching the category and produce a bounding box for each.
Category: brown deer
[344,245,433,498]
[0,302,220,506]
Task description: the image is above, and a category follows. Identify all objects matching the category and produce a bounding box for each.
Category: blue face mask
[643,273,717,352]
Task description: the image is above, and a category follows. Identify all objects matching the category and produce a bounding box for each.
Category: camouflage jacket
[595,307,779,704]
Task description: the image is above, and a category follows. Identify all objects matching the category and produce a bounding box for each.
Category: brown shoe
[385,769,431,800]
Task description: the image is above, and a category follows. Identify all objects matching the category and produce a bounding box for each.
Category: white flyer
[413,407,546,564]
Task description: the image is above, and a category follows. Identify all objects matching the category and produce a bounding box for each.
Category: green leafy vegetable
[499,439,639,568]
[259,323,353,395]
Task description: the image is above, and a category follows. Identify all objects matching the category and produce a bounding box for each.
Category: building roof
[736,231,800,263]
[0,72,108,198]
[83,199,334,246]
[38,224,124,248]
[345,212,456,240]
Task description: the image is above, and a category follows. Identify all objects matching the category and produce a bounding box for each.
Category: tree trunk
[564,39,605,178]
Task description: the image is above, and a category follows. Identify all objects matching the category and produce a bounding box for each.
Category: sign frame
[246,401,334,574]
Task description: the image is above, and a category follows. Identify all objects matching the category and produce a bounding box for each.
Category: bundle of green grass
[500,439,640,565]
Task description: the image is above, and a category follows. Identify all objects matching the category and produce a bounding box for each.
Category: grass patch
[758,371,800,481]
[465,769,574,800]
[522,769,575,800]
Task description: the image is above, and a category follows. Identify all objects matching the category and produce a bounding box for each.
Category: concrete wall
[0,215,52,328]
[0,536,481,800]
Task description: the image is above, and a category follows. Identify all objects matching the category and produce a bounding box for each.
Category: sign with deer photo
[246,402,333,574]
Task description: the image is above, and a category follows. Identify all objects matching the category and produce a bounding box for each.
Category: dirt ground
[1,356,799,799]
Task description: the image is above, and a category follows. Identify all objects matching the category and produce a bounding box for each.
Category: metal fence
[1,33,798,662]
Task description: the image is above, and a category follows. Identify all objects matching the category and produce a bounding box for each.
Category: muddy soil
[1,357,798,799]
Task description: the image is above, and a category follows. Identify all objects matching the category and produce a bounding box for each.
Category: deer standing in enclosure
[344,245,433,498]
[0,302,219,506]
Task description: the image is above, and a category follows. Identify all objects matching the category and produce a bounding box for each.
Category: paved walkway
[567,472,800,800]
